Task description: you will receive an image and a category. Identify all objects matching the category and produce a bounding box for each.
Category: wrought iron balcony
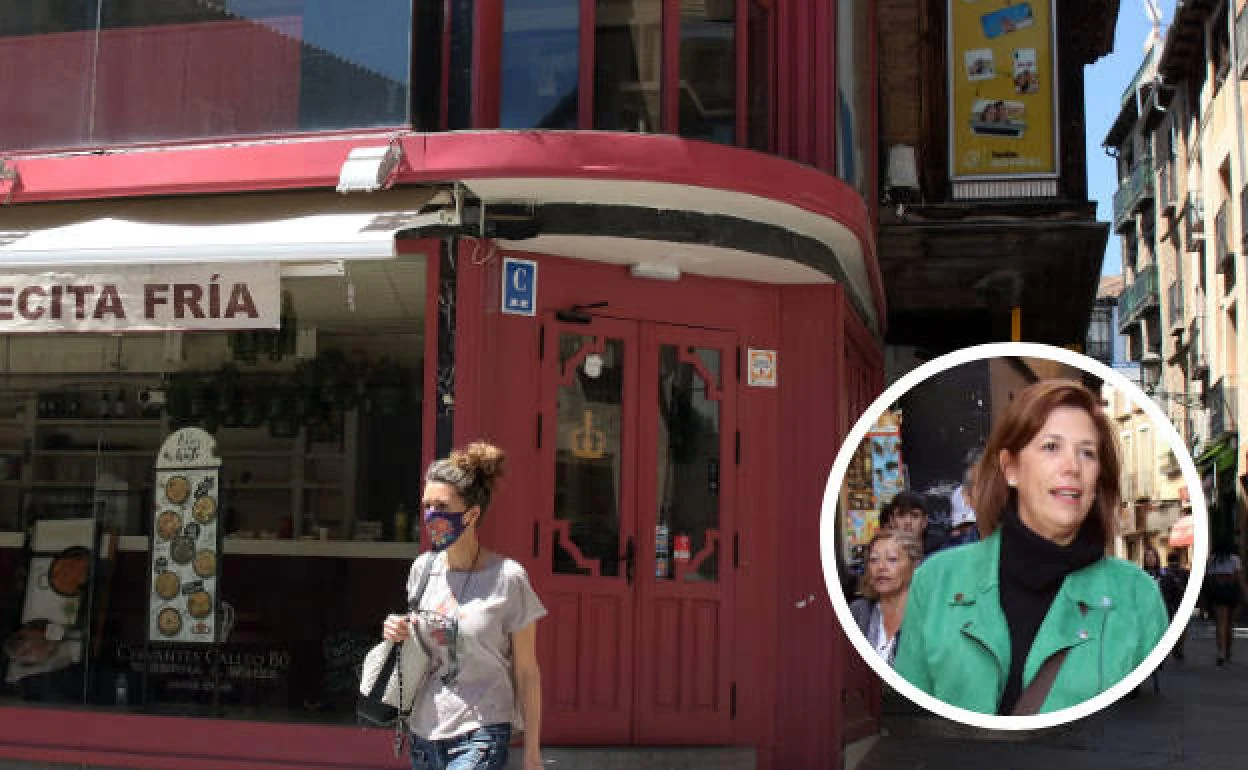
[1208,377,1238,439]
[1118,264,1160,333]
[1113,155,1155,233]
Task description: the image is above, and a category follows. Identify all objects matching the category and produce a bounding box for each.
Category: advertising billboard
[948,0,1059,179]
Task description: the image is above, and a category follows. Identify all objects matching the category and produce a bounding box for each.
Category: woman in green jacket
[894,380,1168,716]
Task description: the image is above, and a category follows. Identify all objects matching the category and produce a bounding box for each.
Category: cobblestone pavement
[857,619,1248,770]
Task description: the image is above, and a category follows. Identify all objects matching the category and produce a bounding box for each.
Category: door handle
[623,536,635,586]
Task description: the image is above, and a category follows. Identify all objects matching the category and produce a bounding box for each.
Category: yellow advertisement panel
[949,0,1058,178]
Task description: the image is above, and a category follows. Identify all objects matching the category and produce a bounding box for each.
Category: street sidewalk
[856,619,1248,770]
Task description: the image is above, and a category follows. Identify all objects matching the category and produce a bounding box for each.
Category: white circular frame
[818,342,1210,730]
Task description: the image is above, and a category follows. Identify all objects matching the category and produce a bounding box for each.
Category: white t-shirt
[871,612,897,662]
[405,551,547,740]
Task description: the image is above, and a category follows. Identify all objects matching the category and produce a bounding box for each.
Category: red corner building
[0,3,884,769]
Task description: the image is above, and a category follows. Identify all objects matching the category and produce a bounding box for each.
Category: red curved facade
[0,2,884,768]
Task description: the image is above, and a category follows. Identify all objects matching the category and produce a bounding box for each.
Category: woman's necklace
[452,543,483,608]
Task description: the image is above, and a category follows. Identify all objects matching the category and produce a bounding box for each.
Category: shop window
[501,0,580,129]
[0,0,429,151]
[0,258,428,726]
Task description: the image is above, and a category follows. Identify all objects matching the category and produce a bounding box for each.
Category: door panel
[539,318,638,742]
[539,317,737,744]
[636,324,736,743]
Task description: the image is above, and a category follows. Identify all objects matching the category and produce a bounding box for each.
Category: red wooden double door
[537,315,738,744]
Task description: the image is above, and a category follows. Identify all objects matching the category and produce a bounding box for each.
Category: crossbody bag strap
[1011,647,1070,717]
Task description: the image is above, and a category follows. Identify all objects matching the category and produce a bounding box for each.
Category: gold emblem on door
[570,410,607,459]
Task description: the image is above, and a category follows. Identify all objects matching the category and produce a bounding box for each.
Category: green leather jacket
[894,530,1168,715]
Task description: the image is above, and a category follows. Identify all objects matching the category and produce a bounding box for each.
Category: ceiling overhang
[880,218,1109,348]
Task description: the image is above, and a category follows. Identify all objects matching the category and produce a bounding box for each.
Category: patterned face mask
[423,508,469,551]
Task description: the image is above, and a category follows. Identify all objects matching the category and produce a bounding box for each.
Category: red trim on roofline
[2,130,884,327]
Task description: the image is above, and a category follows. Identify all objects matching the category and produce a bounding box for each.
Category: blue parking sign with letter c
[501,257,537,316]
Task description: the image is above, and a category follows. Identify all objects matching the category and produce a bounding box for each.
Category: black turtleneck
[996,502,1103,715]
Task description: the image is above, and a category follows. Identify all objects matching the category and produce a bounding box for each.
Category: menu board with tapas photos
[148,428,222,645]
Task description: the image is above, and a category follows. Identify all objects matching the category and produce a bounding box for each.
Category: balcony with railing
[1208,377,1238,439]
[1118,263,1160,333]
[1184,194,1206,251]
[1167,280,1184,330]
[1113,155,1156,232]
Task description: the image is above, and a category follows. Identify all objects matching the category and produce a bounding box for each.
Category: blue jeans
[409,724,512,770]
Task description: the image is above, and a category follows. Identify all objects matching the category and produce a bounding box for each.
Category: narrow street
[858,619,1248,770]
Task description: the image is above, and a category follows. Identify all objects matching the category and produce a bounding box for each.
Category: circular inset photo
[156,510,182,541]
[192,550,216,578]
[165,475,191,505]
[187,590,212,619]
[157,607,182,637]
[820,343,1209,730]
[192,495,218,525]
[154,570,180,600]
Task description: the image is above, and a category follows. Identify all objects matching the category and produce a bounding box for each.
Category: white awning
[0,209,451,269]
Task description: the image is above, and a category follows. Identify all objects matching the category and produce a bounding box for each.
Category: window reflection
[0,0,422,150]
[595,0,662,132]
[502,0,580,129]
[679,0,735,144]
[655,345,720,582]
[554,337,625,577]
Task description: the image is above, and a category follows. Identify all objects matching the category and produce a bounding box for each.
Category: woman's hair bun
[451,441,506,490]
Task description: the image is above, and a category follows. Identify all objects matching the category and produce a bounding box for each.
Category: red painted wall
[771,283,882,769]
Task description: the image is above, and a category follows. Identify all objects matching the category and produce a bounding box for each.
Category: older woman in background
[850,531,924,666]
[894,380,1168,715]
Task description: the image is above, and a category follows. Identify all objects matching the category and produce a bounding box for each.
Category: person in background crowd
[894,380,1168,715]
[1160,551,1189,662]
[1142,547,1163,579]
[850,531,924,666]
[942,449,984,551]
[1141,546,1164,693]
[882,491,931,557]
[1205,545,1247,666]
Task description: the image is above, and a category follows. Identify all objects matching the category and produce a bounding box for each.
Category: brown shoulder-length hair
[859,531,924,600]
[969,379,1121,548]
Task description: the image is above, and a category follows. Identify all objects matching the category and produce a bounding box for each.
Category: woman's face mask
[424,507,470,551]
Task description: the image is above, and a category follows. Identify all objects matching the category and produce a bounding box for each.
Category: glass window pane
[1,1,421,150]
[679,0,735,144]
[594,0,662,132]
[502,0,580,129]
[554,337,625,576]
[0,257,429,726]
[655,344,720,583]
[747,1,770,152]
[0,2,101,151]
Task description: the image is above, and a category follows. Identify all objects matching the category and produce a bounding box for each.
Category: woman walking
[1206,545,1247,666]
[382,442,547,770]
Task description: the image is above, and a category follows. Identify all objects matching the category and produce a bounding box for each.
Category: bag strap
[397,553,437,719]
[1011,647,1069,716]
[410,552,435,612]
